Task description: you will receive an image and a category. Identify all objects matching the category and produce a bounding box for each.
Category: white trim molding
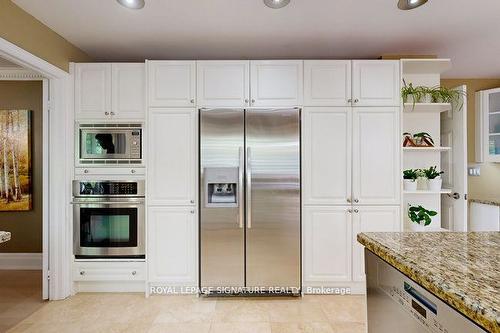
[0,67,44,80]
[0,253,43,270]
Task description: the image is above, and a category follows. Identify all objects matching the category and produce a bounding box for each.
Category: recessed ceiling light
[117,0,145,10]
[264,0,291,9]
[398,0,428,10]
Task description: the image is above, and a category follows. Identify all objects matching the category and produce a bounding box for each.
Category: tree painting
[0,110,32,211]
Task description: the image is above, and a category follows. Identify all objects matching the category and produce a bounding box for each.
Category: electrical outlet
[468,165,481,176]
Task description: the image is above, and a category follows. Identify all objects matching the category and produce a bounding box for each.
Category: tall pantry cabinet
[146,61,198,288]
[302,60,401,291]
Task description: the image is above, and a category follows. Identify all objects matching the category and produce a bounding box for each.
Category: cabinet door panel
[353,107,400,205]
[352,206,400,281]
[148,207,197,284]
[250,60,303,107]
[197,61,250,107]
[352,60,400,107]
[304,60,351,106]
[75,63,111,120]
[304,206,352,284]
[148,108,197,206]
[148,61,196,107]
[112,63,145,120]
[303,107,351,205]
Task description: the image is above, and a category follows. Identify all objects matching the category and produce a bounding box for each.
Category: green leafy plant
[422,166,444,180]
[413,132,434,146]
[403,169,419,180]
[430,86,466,111]
[408,205,437,226]
[401,80,425,108]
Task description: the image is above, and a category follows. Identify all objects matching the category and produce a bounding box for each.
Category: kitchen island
[0,231,11,244]
[358,232,499,333]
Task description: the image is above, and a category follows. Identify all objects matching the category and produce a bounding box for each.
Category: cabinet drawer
[75,167,145,176]
[73,262,146,281]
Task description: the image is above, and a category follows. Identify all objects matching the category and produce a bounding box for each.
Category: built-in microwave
[78,124,142,165]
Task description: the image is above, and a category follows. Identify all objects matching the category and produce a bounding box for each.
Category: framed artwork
[0,110,32,211]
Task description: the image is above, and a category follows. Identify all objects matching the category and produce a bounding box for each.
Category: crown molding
[0,67,44,80]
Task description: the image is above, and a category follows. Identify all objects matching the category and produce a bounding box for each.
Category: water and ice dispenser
[204,167,239,207]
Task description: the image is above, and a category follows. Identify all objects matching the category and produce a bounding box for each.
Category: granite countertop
[357,232,500,333]
[0,231,11,244]
[469,198,500,207]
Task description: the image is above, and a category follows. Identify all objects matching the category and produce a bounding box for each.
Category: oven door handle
[71,201,145,205]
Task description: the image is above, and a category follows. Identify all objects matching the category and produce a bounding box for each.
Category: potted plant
[431,86,466,111]
[415,169,428,190]
[423,166,444,191]
[408,204,438,231]
[401,81,424,108]
[403,169,418,191]
[421,87,433,103]
[413,132,434,147]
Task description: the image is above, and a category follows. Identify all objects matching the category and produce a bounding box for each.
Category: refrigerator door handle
[246,147,252,229]
[238,147,244,228]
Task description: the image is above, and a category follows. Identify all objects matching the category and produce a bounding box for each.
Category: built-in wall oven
[72,180,145,259]
[78,124,142,165]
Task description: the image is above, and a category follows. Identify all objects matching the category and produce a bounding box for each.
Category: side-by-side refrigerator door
[245,108,301,293]
[200,108,245,291]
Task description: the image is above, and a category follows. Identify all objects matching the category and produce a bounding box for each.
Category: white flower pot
[403,179,417,191]
[428,177,443,192]
[405,94,414,104]
[408,221,428,232]
[421,94,432,103]
[417,177,428,190]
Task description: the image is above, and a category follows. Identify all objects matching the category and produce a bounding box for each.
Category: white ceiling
[13,0,500,78]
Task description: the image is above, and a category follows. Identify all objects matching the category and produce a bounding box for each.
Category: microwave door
[80,129,132,160]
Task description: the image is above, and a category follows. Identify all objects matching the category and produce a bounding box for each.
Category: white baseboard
[0,253,42,270]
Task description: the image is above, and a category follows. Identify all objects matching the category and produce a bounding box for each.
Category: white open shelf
[403,146,451,152]
[403,103,452,113]
[402,59,452,74]
[404,188,452,194]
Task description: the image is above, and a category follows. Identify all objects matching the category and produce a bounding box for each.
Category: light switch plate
[468,165,481,176]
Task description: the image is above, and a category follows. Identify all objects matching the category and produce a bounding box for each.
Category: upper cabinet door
[303,107,351,205]
[111,63,145,120]
[148,108,197,206]
[197,61,250,107]
[250,60,303,107]
[304,60,351,106]
[352,107,400,205]
[352,60,400,107]
[75,63,111,120]
[148,61,196,107]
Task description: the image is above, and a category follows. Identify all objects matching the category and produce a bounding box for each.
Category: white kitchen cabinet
[197,61,250,107]
[75,63,111,120]
[111,63,145,120]
[304,60,352,106]
[476,88,500,163]
[352,206,400,281]
[250,60,303,107]
[148,206,197,285]
[352,60,400,107]
[147,108,197,206]
[148,61,196,107]
[75,63,145,121]
[352,107,400,205]
[303,107,351,205]
[303,206,352,284]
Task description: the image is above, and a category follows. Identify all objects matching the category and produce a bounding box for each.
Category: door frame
[0,37,72,300]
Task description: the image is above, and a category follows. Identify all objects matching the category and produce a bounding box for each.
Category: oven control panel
[73,180,145,197]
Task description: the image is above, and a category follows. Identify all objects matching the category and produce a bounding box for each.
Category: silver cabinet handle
[347,209,353,213]
[354,209,359,213]
[131,271,137,276]
[354,98,359,103]
[251,99,256,105]
[246,147,252,229]
[190,210,195,214]
[80,271,85,275]
[354,199,359,203]
[238,147,244,229]
[131,169,136,174]
[244,99,249,104]
[190,99,195,104]
[110,112,115,116]
[347,197,351,203]
[84,169,89,174]
[347,98,352,103]
[190,200,195,204]
[105,112,110,116]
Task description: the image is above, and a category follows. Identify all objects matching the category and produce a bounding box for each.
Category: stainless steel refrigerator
[200,108,301,296]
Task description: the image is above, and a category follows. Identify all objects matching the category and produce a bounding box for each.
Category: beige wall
[441,79,500,199]
[0,81,42,253]
[0,0,91,72]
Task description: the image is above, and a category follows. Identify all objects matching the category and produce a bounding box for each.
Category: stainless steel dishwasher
[365,250,487,333]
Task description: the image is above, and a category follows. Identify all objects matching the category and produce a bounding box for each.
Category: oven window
[84,132,127,156]
[80,208,137,247]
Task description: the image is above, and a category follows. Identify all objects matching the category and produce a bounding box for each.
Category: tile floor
[0,270,44,333]
[7,293,367,333]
